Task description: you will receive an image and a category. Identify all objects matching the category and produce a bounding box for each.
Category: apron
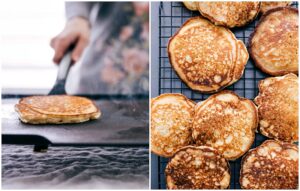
[66,2,149,95]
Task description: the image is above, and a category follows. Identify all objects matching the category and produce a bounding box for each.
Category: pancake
[151,93,195,158]
[192,91,258,160]
[168,17,248,93]
[15,95,101,124]
[254,74,298,142]
[232,40,249,83]
[249,7,298,76]
[197,2,260,28]
[240,140,298,189]
[260,1,292,14]
[183,1,198,11]
[165,146,230,189]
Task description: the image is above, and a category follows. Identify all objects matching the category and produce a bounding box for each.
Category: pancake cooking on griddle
[168,17,248,93]
[192,91,258,160]
[196,2,260,28]
[249,7,298,76]
[254,74,298,142]
[240,140,298,189]
[15,95,101,124]
[151,93,195,157]
[165,146,230,189]
[260,1,292,14]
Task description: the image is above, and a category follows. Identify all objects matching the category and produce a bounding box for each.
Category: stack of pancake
[15,95,101,124]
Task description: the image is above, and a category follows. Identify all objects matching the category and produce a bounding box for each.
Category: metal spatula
[48,47,74,95]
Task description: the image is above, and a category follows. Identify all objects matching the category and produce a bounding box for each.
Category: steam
[2,145,149,189]
[3,175,148,189]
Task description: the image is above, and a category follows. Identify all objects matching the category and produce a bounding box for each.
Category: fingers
[50,17,91,64]
[51,33,77,64]
[72,36,89,62]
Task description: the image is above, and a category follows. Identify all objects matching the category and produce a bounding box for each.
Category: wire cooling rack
[152,1,298,189]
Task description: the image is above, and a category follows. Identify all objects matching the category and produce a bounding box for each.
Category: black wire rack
[153,1,298,189]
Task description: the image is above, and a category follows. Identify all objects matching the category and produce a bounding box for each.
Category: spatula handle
[56,48,73,81]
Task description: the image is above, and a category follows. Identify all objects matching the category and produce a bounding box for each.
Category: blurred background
[1,1,64,94]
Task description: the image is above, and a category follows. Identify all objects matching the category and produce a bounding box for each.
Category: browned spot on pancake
[240,140,298,189]
[166,146,230,189]
[192,91,258,160]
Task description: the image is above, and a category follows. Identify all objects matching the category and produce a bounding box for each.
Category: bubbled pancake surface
[151,94,195,158]
[260,1,292,14]
[15,95,101,124]
[250,7,298,76]
[197,2,260,28]
[19,95,98,115]
[168,17,248,93]
[254,74,298,142]
[165,146,230,189]
[240,140,298,189]
[232,40,249,83]
[192,91,258,160]
[182,1,198,11]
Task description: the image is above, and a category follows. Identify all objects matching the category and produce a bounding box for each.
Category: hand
[50,17,90,64]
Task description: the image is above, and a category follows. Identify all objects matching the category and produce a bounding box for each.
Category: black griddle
[2,98,149,147]
[2,45,149,147]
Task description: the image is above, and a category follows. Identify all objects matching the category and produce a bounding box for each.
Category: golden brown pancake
[233,40,249,83]
[151,93,195,158]
[165,146,230,189]
[249,7,298,76]
[197,2,260,28]
[260,1,292,14]
[15,95,101,124]
[182,1,198,11]
[254,74,298,142]
[240,140,298,189]
[168,17,248,93]
[192,91,258,160]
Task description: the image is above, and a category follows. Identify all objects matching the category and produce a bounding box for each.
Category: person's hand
[50,17,90,64]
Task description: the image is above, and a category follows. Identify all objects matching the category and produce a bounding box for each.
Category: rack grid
[154,2,298,189]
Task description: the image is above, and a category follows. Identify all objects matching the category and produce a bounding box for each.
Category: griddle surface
[2,99,149,146]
